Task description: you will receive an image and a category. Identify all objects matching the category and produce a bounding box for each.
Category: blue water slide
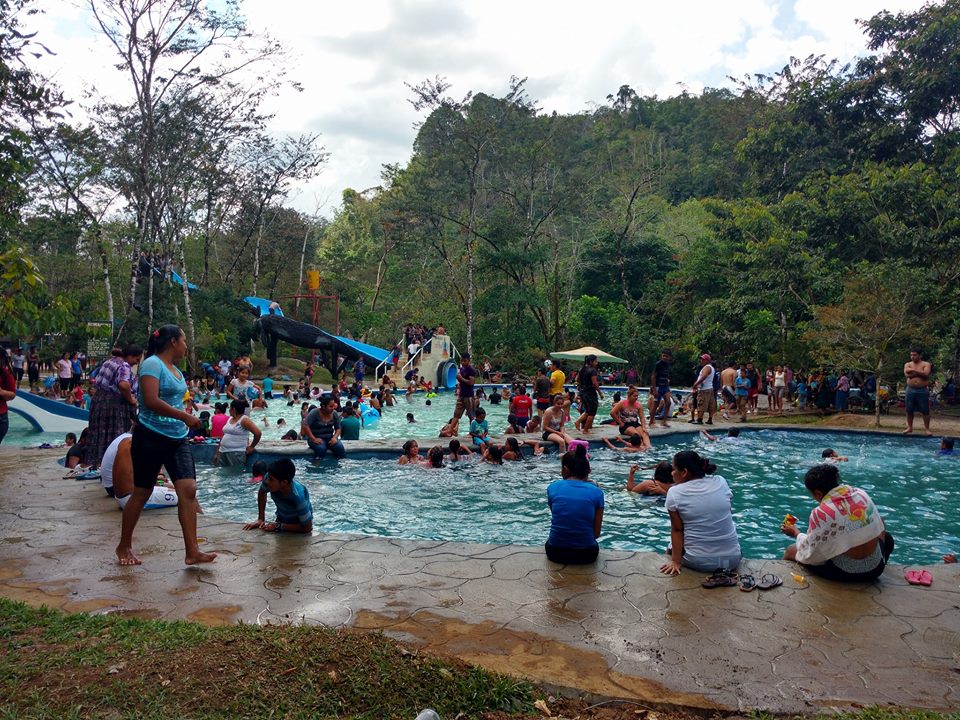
[243,296,284,318]
[170,270,199,290]
[317,330,392,365]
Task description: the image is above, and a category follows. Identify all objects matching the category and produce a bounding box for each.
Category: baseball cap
[700,353,711,362]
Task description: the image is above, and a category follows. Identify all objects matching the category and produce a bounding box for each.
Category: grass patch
[0,599,532,719]
[2,599,956,719]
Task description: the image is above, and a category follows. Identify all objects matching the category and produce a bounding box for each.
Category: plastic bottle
[415,710,441,720]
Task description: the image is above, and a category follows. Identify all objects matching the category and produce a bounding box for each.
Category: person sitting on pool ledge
[100,432,184,511]
[781,463,894,582]
[301,395,346,460]
[544,444,604,564]
[659,451,741,576]
[244,458,312,534]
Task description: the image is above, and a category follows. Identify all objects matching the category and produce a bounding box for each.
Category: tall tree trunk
[874,368,882,428]
[296,223,311,316]
[147,270,155,328]
[252,215,263,296]
[179,242,197,373]
[952,320,960,385]
[465,234,474,355]
[90,228,115,342]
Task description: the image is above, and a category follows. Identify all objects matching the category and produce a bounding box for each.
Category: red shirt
[0,367,14,414]
[510,394,533,418]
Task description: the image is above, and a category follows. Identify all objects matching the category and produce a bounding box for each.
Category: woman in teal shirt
[116,324,216,568]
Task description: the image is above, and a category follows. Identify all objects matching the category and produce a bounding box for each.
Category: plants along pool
[196,429,958,566]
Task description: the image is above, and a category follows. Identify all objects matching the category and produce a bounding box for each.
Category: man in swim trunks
[100,433,183,511]
[454,353,478,421]
[533,367,552,417]
[903,348,933,436]
[649,349,672,427]
[720,361,737,419]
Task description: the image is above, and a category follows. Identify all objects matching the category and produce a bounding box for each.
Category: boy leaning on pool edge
[244,458,313,534]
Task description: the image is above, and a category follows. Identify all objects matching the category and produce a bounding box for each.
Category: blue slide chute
[243,296,284,318]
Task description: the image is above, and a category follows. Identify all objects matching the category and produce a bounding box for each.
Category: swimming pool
[2,390,623,448]
[195,429,958,565]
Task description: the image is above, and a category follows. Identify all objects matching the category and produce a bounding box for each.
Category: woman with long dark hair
[659,450,741,576]
[84,344,142,468]
[545,444,604,564]
[0,348,17,445]
[116,325,215,567]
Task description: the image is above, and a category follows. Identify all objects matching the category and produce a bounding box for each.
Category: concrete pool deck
[1,423,958,714]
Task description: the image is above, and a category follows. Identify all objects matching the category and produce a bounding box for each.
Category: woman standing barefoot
[116,325,216,567]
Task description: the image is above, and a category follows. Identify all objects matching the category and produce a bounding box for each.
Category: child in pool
[439,417,459,437]
[426,445,445,468]
[248,460,268,484]
[243,458,313,534]
[406,413,416,423]
[469,407,492,447]
[399,440,421,465]
[481,444,504,464]
[603,436,647,453]
[626,461,674,496]
[446,438,473,463]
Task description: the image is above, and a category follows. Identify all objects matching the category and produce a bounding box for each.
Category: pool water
[5,389,665,447]
[196,429,959,565]
[255,390,617,441]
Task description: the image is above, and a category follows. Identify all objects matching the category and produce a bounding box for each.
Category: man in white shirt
[11,347,25,387]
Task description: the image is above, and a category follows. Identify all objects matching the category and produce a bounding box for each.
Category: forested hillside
[3,0,958,387]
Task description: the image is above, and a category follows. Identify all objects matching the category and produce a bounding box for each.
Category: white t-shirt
[665,475,741,559]
[100,432,132,492]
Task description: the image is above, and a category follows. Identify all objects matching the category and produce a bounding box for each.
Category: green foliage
[0,245,74,337]
[5,0,960,381]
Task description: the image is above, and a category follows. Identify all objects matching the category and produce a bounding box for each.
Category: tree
[804,263,931,426]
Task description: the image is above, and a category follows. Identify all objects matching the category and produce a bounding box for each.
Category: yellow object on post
[306,269,320,291]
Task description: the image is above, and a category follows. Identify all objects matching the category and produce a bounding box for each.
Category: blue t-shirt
[138,355,188,439]
[546,479,604,548]
[796,382,808,396]
[71,359,82,374]
[469,418,489,441]
[262,377,273,394]
[735,376,751,397]
[261,479,313,526]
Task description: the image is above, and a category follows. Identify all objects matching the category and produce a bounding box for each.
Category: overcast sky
[32,0,925,217]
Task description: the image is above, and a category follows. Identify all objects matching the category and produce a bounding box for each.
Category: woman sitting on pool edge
[544,444,604,565]
[781,463,894,582]
[659,451,741,576]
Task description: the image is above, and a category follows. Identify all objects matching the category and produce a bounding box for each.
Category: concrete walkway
[0,441,958,714]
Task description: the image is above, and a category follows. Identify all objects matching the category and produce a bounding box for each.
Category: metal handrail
[374,333,405,379]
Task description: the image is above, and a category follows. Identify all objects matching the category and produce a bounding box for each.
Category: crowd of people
[1,327,956,583]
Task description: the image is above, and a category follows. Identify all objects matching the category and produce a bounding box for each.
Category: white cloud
[28,0,928,216]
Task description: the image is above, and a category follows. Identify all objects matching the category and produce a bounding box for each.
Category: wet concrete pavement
[1,434,958,714]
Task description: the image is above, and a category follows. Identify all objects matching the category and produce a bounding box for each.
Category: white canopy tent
[549,346,628,364]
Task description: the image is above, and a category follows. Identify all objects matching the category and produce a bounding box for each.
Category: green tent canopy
[549,346,628,364]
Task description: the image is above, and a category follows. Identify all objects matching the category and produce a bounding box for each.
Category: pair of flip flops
[738,573,783,592]
[701,570,739,588]
[904,569,933,586]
